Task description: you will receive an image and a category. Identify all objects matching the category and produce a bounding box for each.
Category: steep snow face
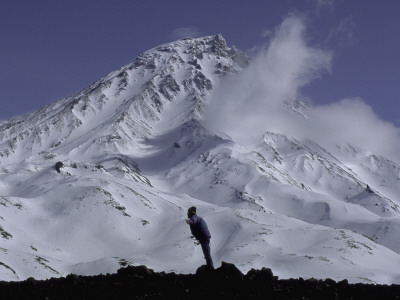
[1,35,400,284]
[0,34,247,164]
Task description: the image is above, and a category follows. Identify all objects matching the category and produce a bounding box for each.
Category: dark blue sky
[1,0,399,126]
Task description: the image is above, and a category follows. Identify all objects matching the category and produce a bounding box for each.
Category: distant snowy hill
[1,35,400,284]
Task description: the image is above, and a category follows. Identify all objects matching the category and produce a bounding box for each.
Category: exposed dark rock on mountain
[1,263,400,300]
[55,161,64,173]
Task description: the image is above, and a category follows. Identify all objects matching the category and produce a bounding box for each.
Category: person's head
[187,206,196,218]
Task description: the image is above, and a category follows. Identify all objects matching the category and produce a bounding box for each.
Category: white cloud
[203,14,400,164]
[310,0,335,14]
[204,14,332,142]
[168,27,202,41]
[327,16,357,49]
[261,29,273,38]
[288,99,400,162]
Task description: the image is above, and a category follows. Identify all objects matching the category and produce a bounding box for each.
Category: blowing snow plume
[204,14,400,164]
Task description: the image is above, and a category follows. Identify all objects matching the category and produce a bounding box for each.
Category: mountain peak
[1,36,400,285]
[0,35,248,164]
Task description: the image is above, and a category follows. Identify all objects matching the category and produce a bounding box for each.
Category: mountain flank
[1,34,400,284]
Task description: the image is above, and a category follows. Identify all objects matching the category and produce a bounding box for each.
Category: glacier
[0,35,400,284]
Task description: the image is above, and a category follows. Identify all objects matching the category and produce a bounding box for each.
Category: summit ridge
[0,35,400,284]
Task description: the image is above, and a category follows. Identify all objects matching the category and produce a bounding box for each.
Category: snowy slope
[1,35,400,284]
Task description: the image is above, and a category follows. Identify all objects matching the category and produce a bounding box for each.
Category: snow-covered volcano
[1,35,400,284]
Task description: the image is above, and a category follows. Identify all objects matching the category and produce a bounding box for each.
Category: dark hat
[188,206,197,216]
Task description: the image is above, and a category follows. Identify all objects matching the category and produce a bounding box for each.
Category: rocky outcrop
[1,262,400,299]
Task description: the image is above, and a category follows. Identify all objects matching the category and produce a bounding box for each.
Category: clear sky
[1,0,399,126]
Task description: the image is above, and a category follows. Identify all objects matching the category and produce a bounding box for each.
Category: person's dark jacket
[188,215,211,242]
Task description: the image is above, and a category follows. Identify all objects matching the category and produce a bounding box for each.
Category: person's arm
[186,215,198,225]
[186,216,193,225]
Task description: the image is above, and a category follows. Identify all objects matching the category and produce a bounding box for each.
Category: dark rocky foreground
[1,262,400,299]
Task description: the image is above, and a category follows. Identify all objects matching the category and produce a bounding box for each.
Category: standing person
[185,206,214,269]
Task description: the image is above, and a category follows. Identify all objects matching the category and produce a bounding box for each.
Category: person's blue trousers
[200,240,214,269]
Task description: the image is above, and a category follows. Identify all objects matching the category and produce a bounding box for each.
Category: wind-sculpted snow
[1,35,400,284]
[0,35,246,163]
